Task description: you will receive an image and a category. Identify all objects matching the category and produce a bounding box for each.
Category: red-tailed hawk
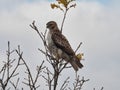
[46,21,83,71]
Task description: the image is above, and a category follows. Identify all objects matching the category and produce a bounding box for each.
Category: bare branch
[101,87,104,90]
[15,46,34,89]
[60,77,70,90]
[0,42,22,90]
[42,67,54,90]
[61,9,68,32]
[10,78,20,90]
[75,42,82,53]
[33,61,45,87]
[73,75,89,90]
[94,87,104,90]
[15,45,45,90]
[30,21,44,41]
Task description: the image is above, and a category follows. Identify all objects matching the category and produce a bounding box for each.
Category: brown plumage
[46,21,83,71]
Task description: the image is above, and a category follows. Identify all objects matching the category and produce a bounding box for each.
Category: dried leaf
[57,0,68,8]
[51,4,59,9]
[76,53,84,61]
[51,3,64,11]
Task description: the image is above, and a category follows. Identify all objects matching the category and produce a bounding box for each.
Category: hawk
[46,21,83,71]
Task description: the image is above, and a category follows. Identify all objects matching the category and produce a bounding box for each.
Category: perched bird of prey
[46,21,83,71]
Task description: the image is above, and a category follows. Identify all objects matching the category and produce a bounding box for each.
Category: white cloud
[0,0,120,90]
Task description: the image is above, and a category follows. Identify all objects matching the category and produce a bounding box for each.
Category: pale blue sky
[0,0,120,90]
[0,0,118,11]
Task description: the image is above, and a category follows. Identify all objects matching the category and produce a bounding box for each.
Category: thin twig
[61,9,68,33]
[33,61,45,87]
[30,21,44,41]
[0,42,22,90]
[94,87,104,90]
[10,78,20,89]
[15,46,34,89]
[75,42,82,53]
[73,74,89,90]
[60,77,70,90]
[101,87,104,90]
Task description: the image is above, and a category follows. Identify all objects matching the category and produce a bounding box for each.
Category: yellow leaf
[76,53,84,61]
[51,4,59,9]
[57,0,68,8]
[51,3,64,11]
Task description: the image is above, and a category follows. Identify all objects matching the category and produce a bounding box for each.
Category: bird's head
[46,21,58,30]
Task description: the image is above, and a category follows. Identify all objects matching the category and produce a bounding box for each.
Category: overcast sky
[0,0,120,90]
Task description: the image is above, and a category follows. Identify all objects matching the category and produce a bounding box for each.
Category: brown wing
[52,32,75,55]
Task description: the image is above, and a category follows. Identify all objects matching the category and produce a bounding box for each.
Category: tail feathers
[69,60,79,71]
[75,56,83,68]
[63,55,83,71]
[76,61,83,68]
[74,56,83,68]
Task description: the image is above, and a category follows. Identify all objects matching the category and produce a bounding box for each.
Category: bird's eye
[51,26,55,29]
